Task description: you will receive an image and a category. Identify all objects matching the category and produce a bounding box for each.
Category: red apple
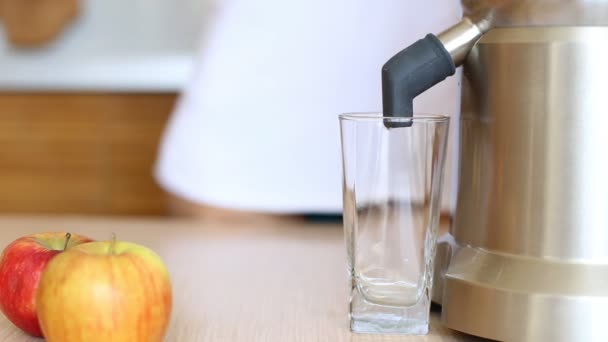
[37,237,172,342]
[0,232,94,337]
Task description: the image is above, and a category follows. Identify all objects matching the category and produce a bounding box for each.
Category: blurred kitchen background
[0,0,211,216]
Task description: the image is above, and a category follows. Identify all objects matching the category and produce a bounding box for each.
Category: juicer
[382,1,608,341]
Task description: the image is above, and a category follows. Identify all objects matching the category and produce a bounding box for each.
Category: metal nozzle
[437,13,494,67]
[380,12,494,125]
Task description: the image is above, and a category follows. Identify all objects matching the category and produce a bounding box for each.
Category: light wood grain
[0,216,490,341]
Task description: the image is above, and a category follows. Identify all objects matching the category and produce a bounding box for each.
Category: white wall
[0,0,212,91]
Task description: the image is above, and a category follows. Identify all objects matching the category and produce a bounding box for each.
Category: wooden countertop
[0,216,487,341]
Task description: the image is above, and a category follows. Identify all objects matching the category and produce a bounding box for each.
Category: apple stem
[110,232,117,255]
[63,232,72,251]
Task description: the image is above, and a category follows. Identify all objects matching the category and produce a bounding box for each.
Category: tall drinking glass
[339,113,449,335]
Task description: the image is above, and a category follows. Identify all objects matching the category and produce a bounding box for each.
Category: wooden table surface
[0,216,489,341]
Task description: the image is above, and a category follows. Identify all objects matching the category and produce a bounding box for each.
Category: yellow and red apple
[37,238,172,342]
[0,232,94,337]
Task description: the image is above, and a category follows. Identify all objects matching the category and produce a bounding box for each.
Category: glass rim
[339,112,449,123]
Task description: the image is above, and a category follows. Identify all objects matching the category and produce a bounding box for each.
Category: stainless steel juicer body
[381,1,608,341]
[442,25,608,342]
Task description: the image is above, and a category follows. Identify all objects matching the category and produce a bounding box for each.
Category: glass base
[349,285,430,335]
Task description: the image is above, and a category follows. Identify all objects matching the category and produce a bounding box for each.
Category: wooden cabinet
[0,93,176,215]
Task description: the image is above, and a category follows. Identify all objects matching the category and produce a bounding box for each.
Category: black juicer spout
[382,16,492,127]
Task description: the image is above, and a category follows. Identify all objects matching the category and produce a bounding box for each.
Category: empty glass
[339,113,449,335]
